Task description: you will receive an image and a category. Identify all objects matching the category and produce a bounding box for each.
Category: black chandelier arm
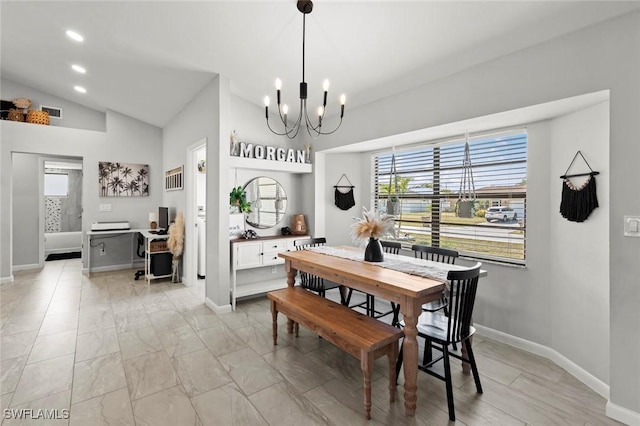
[265,100,304,139]
[308,117,343,137]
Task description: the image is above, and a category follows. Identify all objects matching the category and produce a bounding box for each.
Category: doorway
[185,139,206,298]
[10,153,83,271]
[42,159,83,262]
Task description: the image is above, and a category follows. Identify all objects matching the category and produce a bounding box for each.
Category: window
[372,130,527,265]
[44,173,68,196]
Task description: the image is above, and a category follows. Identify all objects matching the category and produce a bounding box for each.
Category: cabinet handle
[273,257,278,260]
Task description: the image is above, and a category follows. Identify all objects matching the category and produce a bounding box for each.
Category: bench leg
[294,322,299,337]
[388,341,398,402]
[270,300,278,345]
[360,350,373,420]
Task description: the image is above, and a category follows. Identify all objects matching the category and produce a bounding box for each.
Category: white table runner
[307,246,451,291]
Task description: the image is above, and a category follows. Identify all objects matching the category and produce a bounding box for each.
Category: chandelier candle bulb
[275,78,282,90]
[264,96,270,119]
[340,94,346,118]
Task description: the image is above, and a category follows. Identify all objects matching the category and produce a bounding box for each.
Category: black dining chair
[395,262,483,422]
[411,245,459,314]
[294,238,347,305]
[346,240,402,326]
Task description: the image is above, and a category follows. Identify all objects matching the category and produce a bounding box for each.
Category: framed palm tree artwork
[98,162,149,197]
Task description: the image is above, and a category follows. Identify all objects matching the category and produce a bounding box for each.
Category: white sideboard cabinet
[231,235,307,309]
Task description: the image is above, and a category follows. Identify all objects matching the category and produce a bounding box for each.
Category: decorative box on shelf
[149,240,168,252]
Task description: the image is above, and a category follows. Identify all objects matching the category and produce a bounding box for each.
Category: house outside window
[372,130,527,265]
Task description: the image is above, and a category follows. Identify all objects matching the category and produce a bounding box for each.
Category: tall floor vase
[171,256,181,283]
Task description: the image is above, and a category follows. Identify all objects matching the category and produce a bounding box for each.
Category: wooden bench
[268,287,404,420]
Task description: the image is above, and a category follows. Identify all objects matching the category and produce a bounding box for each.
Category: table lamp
[149,212,157,229]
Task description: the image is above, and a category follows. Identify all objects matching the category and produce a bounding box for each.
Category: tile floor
[0,259,620,425]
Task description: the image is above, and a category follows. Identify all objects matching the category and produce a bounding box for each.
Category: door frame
[185,138,206,288]
[38,155,83,267]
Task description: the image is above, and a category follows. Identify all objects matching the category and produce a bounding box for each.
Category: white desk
[86,229,169,284]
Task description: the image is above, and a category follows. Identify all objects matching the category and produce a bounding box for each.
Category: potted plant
[229,186,252,213]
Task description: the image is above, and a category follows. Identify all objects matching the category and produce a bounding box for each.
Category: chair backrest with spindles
[445,263,481,343]
[411,245,458,264]
[380,240,401,255]
[294,238,327,292]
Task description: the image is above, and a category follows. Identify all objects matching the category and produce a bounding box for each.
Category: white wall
[162,76,231,310]
[549,101,610,384]
[11,153,40,267]
[0,110,163,276]
[322,153,365,246]
[312,11,639,418]
[1,78,106,132]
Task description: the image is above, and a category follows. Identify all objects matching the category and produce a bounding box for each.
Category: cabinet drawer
[263,253,285,266]
[262,241,286,253]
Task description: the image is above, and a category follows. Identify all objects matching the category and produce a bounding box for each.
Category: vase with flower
[351,208,395,262]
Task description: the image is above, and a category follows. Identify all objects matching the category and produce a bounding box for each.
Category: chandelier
[264,0,345,139]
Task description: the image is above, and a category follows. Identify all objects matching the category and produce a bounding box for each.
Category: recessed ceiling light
[74,86,87,94]
[71,64,86,74]
[66,30,84,42]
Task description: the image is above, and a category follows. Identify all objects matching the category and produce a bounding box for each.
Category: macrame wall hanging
[559,151,599,223]
[334,174,355,210]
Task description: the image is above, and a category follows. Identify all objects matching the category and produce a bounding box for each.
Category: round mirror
[243,177,288,229]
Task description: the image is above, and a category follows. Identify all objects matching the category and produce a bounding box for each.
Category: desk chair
[346,240,402,326]
[396,263,483,422]
[134,233,146,280]
[294,238,346,304]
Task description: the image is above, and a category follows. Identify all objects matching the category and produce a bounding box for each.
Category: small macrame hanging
[334,174,355,211]
[559,151,599,223]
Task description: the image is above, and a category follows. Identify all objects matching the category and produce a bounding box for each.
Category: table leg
[401,300,419,416]
[285,262,297,334]
[270,300,278,345]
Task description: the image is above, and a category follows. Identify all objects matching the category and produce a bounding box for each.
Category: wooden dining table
[279,246,460,416]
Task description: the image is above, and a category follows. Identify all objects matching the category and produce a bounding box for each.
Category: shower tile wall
[45,168,82,232]
[45,197,62,232]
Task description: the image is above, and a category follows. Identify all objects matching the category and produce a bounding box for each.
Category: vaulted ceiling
[2,1,638,127]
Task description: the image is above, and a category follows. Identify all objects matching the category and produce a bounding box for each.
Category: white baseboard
[205,297,232,314]
[11,264,41,272]
[474,324,610,399]
[83,263,137,274]
[0,275,14,284]
[606,401,640,426]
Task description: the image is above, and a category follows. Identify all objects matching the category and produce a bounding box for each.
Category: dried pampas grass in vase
[351,208,394,262]
[167,212,185,282]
